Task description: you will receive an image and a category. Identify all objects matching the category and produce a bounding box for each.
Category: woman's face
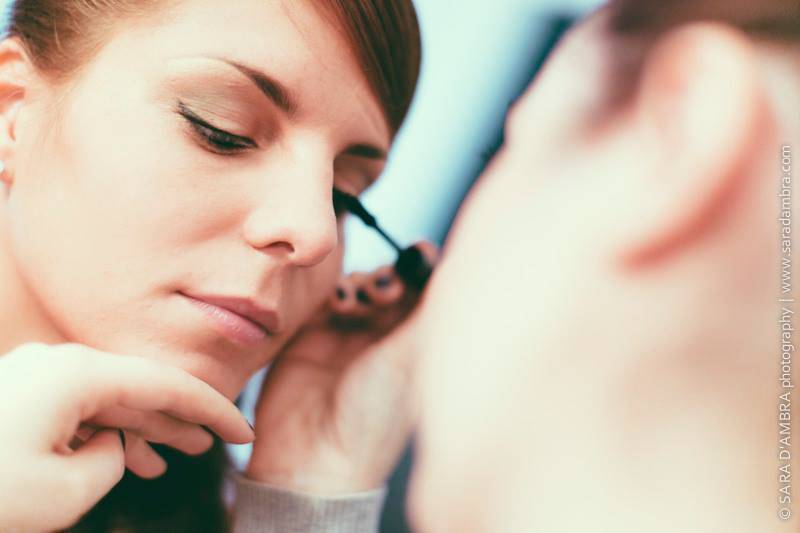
[3,0,390,398]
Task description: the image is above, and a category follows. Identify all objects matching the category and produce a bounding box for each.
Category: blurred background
[339,3,601,529]
[250,1,598,530]
[0,0,602,530]
[344,0,601,272]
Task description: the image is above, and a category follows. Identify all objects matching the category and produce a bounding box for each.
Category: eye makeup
[176,102,258,154]
[332,189,433,290]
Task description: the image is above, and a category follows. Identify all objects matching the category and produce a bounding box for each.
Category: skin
[0,0,429,491]
[409,4,799,533]
[0,343,256,532]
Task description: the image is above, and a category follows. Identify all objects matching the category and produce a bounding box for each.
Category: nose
[242,157,339,267]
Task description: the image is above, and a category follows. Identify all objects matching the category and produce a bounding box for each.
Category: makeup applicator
[333,189,433,291]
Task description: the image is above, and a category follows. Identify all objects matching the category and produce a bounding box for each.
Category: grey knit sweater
[230,472,387,533]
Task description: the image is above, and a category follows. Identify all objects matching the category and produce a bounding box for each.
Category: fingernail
[118,429,126,451]
[247,421,256,435]
[375,275,393,289]
[336,287,347,300]
[356,289,371,304]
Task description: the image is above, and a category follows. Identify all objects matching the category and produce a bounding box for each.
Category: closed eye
[176,102,258,154]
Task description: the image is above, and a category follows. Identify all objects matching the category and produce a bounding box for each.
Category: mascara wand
[333,189,433,291]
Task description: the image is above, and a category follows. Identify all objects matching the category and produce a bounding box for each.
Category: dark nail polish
[118,429,126,451]
[336,287,347,300]
[375,275,393,289]
[356,289,371,304]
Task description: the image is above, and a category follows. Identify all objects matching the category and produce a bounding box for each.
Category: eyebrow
[220,58,298,116]
[213,57,388,161]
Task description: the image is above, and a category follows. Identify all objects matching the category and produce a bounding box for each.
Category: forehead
[94,0,390,141]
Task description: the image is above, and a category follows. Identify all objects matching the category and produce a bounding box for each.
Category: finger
[75,423,97,442]
[331,274,376,318]
[49,429,125,523]
[87,407,214,456]
[414,240,440,265]
[122,432,168,479]
[56,345,255,444]
[347,272,375,316]
[368,244,439,327]
[62,423,98,453]
[329,275,356,314]
[362,266,404,307]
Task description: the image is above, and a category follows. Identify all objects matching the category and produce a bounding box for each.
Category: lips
[180,292,280,346]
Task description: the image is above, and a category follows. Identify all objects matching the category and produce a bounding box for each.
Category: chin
[164,346,251,400]
[102,331,248,400]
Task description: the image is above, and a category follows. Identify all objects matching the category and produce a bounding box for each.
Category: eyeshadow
[156,59,274,130]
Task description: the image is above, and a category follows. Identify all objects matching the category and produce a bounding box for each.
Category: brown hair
[610,0,800,38]
[5,0,421,134]
[313,0,422,132]
[3,0,421,531]
[6,1,171,81]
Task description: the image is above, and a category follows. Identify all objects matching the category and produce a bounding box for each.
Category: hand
[0,342,255,532]
[245,243,437,494]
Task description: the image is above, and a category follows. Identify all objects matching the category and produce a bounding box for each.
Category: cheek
[5,157,150,346]
[4,90,216,341]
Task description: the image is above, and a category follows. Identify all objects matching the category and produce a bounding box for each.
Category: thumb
[55,429,125,521]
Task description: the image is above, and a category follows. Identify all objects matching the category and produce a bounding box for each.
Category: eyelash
[177,102,257,154]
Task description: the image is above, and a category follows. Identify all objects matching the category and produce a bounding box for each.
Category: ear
[620,22,769,267]
[0,37,33,187]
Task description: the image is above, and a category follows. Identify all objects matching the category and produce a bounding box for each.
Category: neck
[0,193,66,354]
